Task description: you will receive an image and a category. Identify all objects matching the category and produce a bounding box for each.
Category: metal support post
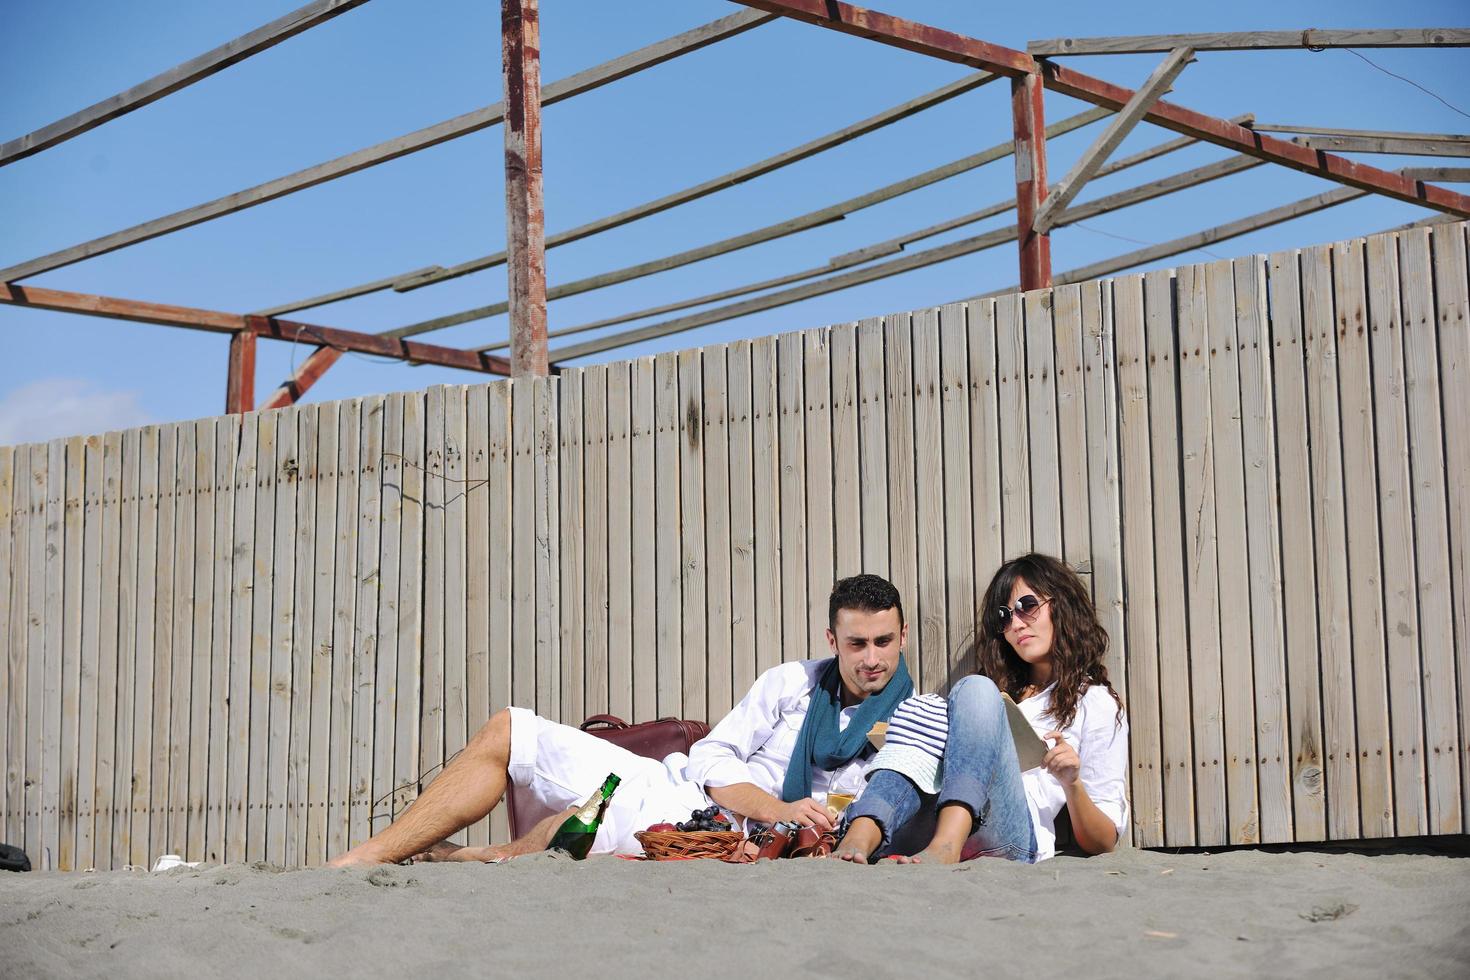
[1011,72,1052,291]
[502,0,548,377]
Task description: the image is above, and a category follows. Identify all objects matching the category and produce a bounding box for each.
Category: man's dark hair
[827,574,904,629]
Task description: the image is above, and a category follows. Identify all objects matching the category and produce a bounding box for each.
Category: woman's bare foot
[889,839,963,865]
[828,817,882,864]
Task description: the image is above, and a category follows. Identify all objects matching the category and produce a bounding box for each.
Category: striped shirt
[884,693,950,758]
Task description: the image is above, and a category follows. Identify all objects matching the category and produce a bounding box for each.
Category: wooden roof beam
[1252,125,1470,144]
[1290,135,1470,158]
[1032,46,1195,234]
[0,0,371,168]
[256,71,996,316]
[730,1,1470,217]
[0,9,774,284]
[1028,28,1470,56]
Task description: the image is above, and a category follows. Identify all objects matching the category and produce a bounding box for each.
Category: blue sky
[2,0,1466,442]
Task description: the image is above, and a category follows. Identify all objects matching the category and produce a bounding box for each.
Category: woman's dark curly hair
[976,553,1123,729]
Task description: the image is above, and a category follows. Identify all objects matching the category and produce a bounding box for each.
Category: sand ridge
[1,847,1467,978]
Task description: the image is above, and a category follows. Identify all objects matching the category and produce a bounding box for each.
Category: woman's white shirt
[1019,683,1130,860]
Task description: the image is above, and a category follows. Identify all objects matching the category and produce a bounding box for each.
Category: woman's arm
[1041,729,1121,855]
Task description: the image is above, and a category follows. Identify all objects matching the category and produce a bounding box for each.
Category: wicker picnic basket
[634,829,744,861]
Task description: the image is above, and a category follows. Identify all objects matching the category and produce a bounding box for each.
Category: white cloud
[0,378,154,446]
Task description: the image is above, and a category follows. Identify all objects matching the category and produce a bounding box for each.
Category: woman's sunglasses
[992,594,1051,635]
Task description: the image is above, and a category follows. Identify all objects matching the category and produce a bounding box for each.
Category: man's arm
[706,783,834,832]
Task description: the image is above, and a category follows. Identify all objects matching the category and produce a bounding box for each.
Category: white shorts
[507,707,709,855]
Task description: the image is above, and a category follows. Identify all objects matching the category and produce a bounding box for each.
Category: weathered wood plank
[1398,229,1462,833]
[1232,257,1293,843]
[911,309,948,693]
[606,364,636,719]
[485,383,512,843]
[777,333,809,665]
[183,418,215,861]
[29,442,55,866]
[351,395,386,849]
[964,301,1002,616]
[127,429,160,868]
[883,314,919,673]
[166,422,197,859]
[439,389,467,803]
[1143,269,1194,847]
[245,414,276,861]
[533,379,560,721]
[285,408,318,866]
[0,447,15,845]
[75,436,102,869]
[1079,281,1126,697]
[994,296,1031,557]
[1265,247,1328,840]
[59,436,85,870]
[1112,274,1163,845]
[628,361,659,720]
[3,444,28,851]
[1363,234,1426,836]
[328,401,360,856]
[829,325,862,581]
[938,304,975,687]
[94,432,124,865]
[582,366,610,717]
[702,348,734,719]
[510,383,536,715]
[556,371,585,727]
[1429,224,1470,831]
[803,330,836,663]
[652,354,683,715]
[205,417,239,863]
[1203,259,1260,845]
[1052,285,1092,576]
[1331,239,1394,838]
[1301,243,1361,839]
[726,343,758,702]
[368,395,402,846]
[419,388,447,809]
[856,318,890,577]
[1029,28,1470,55]
[305,403,338,864]
[463,386,490,846]
[1177,264,1227,847]
[1024,292,1062,562]
[750,338,783,679]
[679,350,709,715]
[261,409,296,864]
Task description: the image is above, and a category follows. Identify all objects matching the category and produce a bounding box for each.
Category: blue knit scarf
[781,656,913,803]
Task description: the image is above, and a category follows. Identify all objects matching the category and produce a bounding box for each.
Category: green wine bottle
[547,773,621,860]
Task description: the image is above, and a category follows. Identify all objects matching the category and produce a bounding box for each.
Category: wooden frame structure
[2,0,1467,411]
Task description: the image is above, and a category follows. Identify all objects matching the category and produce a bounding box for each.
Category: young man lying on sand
[330,574,913,865]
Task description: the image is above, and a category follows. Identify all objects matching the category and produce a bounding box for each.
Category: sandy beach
[2,845,1467,978]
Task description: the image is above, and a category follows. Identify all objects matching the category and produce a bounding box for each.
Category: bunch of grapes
[675,805,731,833]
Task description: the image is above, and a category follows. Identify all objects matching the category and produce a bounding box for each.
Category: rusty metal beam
[729,1,1470,218]
[503,0,548,377]
[0,283,512,376]
[259,348,346,410]
[0,0,372,168]
[225,331,257,414]
[1011,73,1051,290]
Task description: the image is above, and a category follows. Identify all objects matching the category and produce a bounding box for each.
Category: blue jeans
[848,675,1039,863]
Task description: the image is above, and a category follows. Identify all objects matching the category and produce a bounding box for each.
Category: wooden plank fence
[2,220,1468,868]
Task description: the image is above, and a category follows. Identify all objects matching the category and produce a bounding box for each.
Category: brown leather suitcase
[506,714,711,838]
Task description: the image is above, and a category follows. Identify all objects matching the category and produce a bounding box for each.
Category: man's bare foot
[889,839,963,865]
[828,817,882,864]
[327,847,391,868]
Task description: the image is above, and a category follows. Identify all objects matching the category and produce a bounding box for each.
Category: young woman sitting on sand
[831,553,1128,864]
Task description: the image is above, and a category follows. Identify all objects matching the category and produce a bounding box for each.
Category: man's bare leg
[410,807,578,863]
[330,709,516,867]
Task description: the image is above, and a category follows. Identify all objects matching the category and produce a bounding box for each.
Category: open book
[1002,692,1050,772]
[869,697,1048,772]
